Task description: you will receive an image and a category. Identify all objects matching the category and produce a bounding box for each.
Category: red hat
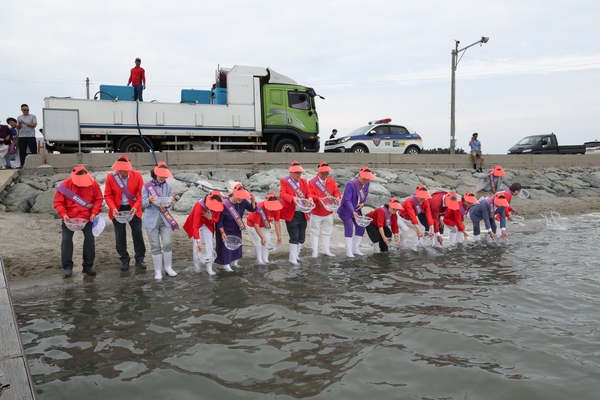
[205,190,224,212]
[415,184,431,199]
[493,192,510,207]
[111,154,133,171]
[492,165,505,177]
[263,193,283,211]
[154,162,174,178]
[463,191,479,204]
[232,183,251,199]
[358,166,376,180]
[289,161,305,173]
[317,162,333,173]
[71,165,95,187]
[388,197,403,210]
[445,192,460,210]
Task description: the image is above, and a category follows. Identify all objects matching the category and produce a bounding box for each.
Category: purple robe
[215,198,255,265]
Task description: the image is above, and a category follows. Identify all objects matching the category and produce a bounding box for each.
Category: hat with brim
[493,193,510,207]
[388,197,403,210]
[463,191,479,204]
[317,162,333,173]
[71,165,95,187]
[264,193,283,211]
[445,192,460,210]
[358,166,376,180]
[232,183,251,199]
[493,165,505,177]
[289,161,305,173]
[205,190,224,212]
[111,154,133,171]
[415,184,431,200]
[154,162,174,178]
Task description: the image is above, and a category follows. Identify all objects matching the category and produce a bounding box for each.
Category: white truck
[43,65,322,153]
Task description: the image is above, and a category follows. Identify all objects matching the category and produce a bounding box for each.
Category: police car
[324,118,423,154]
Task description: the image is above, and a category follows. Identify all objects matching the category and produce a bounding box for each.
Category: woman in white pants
[398,184,435,251]
[246,194,283,264]
[444,191,479,246]
[307,162,341,257]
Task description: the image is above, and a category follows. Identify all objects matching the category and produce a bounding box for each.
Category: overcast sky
[2,0,599,154]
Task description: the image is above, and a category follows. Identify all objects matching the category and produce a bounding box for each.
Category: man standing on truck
[469,133,484,172]
[127,57,146,102]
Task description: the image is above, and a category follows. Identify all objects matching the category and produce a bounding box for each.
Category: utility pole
[86,77,90,99]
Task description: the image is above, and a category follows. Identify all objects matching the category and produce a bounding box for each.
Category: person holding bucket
[398,184,436,251]
[215,183,256,271]
[53,165,104,277]
[444,191,479,246]
[246,193,283,264]
[308,161,341,257]
[104,154,146,271]
[183,190,224,275]
[365,197,403,252]
[469,192,510,243]
[142,162,179,280]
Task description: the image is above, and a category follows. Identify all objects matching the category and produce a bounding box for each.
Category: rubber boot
[352,235,364,255]
[152,254,163,280]
[297,243,303,261]
[222,264,233,272]
[473,234,481,242]
[262,246,270,263]
[254,245,265,264]
[372,242,380,252]
[289,244,299,264]
[311,236,319,258]
[163,252,177,277]
[448,232,457,246]
[231,259,240,268]
[344,237,355,257]
[205,262,216,275]
[322,235,335,256]
[411,236,419,251]
[456,233,464,244]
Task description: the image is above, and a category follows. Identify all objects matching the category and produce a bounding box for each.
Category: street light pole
[450,36,489,155]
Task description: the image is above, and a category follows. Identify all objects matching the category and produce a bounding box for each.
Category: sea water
[13,213,600,399]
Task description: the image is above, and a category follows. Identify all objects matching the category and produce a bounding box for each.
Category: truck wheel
[120,137,150,153]
[352,145,369,153]
[275,138,299,152]
[404,146,420,155]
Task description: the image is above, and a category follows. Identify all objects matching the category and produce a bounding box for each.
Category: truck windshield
[517,136,544,145]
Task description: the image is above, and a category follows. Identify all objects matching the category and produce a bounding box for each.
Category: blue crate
[181,89,212,104]
[99,85,134,101]
[212,88,227,104]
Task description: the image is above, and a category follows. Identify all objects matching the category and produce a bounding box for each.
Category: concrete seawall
[19,152,600,174]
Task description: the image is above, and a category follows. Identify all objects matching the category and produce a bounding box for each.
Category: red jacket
[366,206,399,234]
[128,66,146,86]
[444,202,466,232]
[183,201,221,239]
[54,178,104,220]
[246,201,281,228]
[279,176,310,222]
[308,176,341,216]
[104,170,144,220]
[399,196,434,227]
[429,191,450,234]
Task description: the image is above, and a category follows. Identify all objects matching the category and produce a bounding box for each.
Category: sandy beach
[3,195,600,289]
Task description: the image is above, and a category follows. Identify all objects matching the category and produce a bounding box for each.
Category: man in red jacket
[399,184,435,251]
[280,161,314,264]
[427,191,460,247]
[54,165,104,277]
[104,155,146,271]
[127,57,146,101]
[308,161,341,257]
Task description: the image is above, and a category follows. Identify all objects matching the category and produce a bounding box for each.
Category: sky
[2,0,599,154]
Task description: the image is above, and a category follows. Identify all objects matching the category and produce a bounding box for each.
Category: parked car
[324,118,422,154]
[507,133,586,154]
[584,140,600,154]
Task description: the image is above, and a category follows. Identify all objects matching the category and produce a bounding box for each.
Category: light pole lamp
[450,36,489,155]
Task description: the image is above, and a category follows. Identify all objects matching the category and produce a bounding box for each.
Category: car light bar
[368,118,392,125]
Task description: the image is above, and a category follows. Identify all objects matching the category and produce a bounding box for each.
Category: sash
[111,171,137,202]
[198,199,213,219]
[310,177,332,197]
[223,198,246,231]
[489,174,497,193]
[410,195,422,214]
[351,178,367,204]
[144,182,179,230]
[256,205,271,229]
[486,197,496,217]
[458,203,467,220]
[285,176,306,199]
[57,184,94,210]
[380,206,391,227]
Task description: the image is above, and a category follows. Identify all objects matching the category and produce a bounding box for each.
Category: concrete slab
[0,169,19,193]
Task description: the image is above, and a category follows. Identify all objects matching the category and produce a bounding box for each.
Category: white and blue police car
[324,118,423,154]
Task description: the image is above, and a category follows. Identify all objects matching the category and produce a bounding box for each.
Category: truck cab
[507,133,585,155]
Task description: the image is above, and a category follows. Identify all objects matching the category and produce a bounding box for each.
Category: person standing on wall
[469,133,484,172]
[16,104,37,168]
[127,57,146,101]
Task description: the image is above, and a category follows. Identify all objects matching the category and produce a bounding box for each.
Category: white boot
[297,243,303,261]
[448,232,457,246]
[474,234,481,242]
[344,237,354,257]
[322,235,335,256]
[352,235,364,256]
[152,254,163,280]
[411,236,419,251]
[262,246,270,263]
[231,259,240,268]
[222,264,234,272]
[163,252,177,277]
[456,233,465,244]
[311,236,319,258]
[205,262,216,275]
[289,244,299,264]
[372,242,380,252]
[254,245,265,264]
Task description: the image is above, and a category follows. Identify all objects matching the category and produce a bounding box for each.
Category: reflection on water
[14,215,600,399]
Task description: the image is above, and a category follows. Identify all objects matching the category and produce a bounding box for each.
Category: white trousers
[192,225,215,264]
[310,214,334,237]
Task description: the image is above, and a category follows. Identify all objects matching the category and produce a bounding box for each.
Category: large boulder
[247,169,288,192]
[3,183,42,212]
[173,187,206,213]
[210,170,249,183]
[20,177,47,191]
[31,190,59,217]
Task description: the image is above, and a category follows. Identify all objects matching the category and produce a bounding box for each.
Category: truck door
[286,90,318,135]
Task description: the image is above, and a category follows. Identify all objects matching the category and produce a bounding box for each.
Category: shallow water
[13,214,600,399]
